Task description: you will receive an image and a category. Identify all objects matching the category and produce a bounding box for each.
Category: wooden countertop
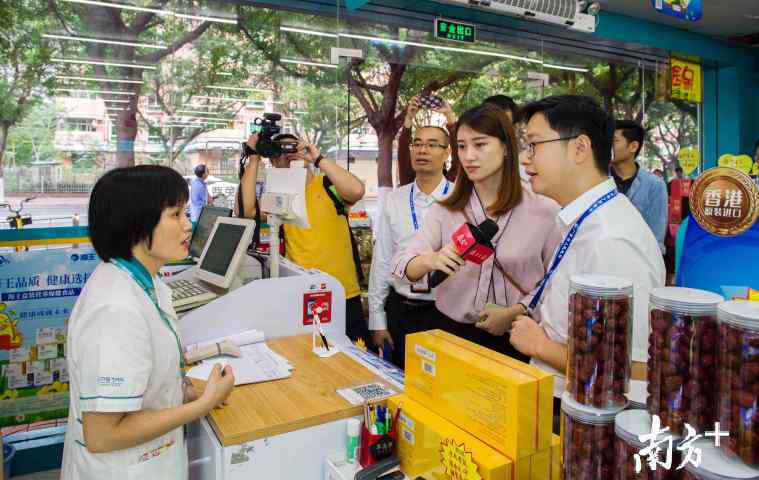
[201,334,387,446]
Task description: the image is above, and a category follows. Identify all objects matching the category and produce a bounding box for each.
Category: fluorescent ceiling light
[174,13,236,24]
[56,75,143,84]
[106,107,125,111]
[176,109,234,116]
[337,32,541,64]
[205,85,271,93]
[172,114,233,121]
[52,58,157,70]
[103,99,130,103]
[43,33,166,50]
[217,72,233,76]
[280,26,338,38]
[543,63,589,73]
[192,95,249,102]
[280,59,338,69]
[60,0,168,14]
[54,88,135,95]
[60,1,236,25]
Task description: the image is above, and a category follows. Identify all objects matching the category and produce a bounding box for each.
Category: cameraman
[238,132,368,343]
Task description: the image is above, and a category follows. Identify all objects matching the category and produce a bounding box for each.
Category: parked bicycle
[0,196,36,251]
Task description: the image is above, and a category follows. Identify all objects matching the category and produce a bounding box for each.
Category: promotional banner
[677,147,700,177]
[0,248,98,427]
[671,58,702,103]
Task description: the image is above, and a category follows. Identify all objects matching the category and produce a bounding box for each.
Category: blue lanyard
[528,189,618,312]
[410,181,450,231]
[111,258,185,370]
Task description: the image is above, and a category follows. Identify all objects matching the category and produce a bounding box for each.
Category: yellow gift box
[389,395,554,480]
[404,330,554,459]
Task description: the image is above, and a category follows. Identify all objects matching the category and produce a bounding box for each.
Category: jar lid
[614,410,681,448]
[627,380,647,407]
[561,391,626,425]
[718,301,759,332]
[685,440,759,479]
[650,287,723,315]
[570,274,634,299]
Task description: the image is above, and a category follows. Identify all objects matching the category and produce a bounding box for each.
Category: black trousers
[385,288,438,369]
[431,308,530,364]
[345,295,369,344]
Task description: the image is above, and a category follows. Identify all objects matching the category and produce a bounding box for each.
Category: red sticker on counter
[303,291,332,325]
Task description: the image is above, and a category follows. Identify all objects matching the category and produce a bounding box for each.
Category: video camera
[242,112,299,158]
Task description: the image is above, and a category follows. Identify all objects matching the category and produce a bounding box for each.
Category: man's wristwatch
[313,154,324,169]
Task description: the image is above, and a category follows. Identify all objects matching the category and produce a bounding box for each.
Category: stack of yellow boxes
[390,330,562,479]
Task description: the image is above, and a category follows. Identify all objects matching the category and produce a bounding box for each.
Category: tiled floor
[11,470,60,480]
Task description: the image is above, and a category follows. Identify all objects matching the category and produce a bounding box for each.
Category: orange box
[405,330,554,459]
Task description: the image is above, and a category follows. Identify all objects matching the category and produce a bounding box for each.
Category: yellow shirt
[283,174,361,299]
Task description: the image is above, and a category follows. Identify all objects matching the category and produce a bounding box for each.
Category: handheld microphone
[428,218,498,288]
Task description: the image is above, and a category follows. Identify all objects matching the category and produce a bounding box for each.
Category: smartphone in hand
[418,94,443,109]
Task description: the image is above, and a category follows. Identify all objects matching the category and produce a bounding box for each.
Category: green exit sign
[435,18,476,44]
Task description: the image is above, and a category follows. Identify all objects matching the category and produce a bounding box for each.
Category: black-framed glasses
[526,135,579,158]
[411,142,448,150]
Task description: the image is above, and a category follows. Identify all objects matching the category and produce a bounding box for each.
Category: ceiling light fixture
[205,85,272,92]
[280,26,338,38]
[280,58,339,69]
[337,32,541,64]
[173,13,236,24]
[43,33,166,50]
[52,58,157,70]
[56,75,144,84]
[54,88,136,95]
[103,99,131,103]
[543,63,589,73]
[60,1,236,24]
[191,95,249,102]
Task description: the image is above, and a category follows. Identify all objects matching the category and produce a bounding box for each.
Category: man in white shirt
[510,95,665,423]
[368,125,452,368]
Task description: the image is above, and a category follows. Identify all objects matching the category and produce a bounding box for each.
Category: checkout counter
[178,258,402,480]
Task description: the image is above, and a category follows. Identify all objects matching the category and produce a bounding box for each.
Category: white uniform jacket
[61,262,187,480]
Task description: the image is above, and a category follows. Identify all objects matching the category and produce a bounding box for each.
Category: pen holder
[359,421,397,468]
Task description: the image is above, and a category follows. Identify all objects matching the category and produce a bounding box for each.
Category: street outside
[0,194,380,230]
[0,195,89,230]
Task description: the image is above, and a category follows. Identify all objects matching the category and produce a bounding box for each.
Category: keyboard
[167,279,218,311]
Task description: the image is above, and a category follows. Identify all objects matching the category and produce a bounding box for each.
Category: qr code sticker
[336,382,396,405]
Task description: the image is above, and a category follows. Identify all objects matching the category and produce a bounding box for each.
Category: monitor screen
[199,223,247,277]
[190,205,232,259]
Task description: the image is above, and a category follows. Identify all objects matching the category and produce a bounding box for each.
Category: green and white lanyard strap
[111,257,186,371]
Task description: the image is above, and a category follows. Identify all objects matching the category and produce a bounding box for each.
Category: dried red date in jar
[718,301,759,468]
[647,288,723,436]
[568,274,633,409]
[684,439,759,480]
[561,391,624,480]
[614,409,683,480]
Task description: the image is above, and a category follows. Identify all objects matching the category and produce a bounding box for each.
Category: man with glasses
[511,95,664,428]
[368,126,452,367]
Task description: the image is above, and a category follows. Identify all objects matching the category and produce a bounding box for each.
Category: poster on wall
[0,248,98,427]
[671,58,702,103]
[651,0,703,22]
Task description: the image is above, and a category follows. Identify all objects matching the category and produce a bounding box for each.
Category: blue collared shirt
[616,166,668,253]
[189,177,208,222]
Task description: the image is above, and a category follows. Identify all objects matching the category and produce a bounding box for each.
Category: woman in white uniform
[61,165,235,480]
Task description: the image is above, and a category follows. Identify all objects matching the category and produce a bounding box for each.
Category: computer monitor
[195,217,256,289]
[189,205,232,259]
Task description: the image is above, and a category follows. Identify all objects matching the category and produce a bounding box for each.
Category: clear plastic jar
[648,287,723,435]
[568,274,634,408]
[628,379,648,410]
[561,391,626,480]
[718,301,759,467]
[683,439,759,479]
[615,409,682,480]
